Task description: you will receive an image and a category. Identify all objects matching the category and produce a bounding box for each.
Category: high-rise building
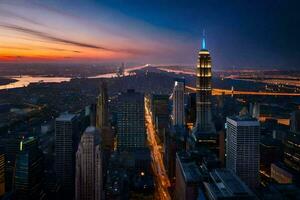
[175,152,202,200]
[226,113,260,189]
[96,81,109,129]
[195,35,213,132]
[151,94,170,138]
[75,127,102,200]
[290,110,300,133]
[190,34,219,157]
[14,137,46,200]
[172,81,185,127]
[0,133,22,192]
[116,89,146,151]
[203,169,256,200]
[283,132,300,172]
[55,113,77,198]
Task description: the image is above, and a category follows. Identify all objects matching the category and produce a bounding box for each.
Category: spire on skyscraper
[202,29,206,50]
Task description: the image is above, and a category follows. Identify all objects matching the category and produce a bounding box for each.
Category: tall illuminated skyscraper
[191,34,219,155]
[195,33,213,132]
[172,81,185,127]
[96,81,109,129]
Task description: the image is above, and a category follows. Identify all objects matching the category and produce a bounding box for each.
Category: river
[0,65,147,90]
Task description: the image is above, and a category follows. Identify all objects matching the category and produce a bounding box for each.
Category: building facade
[55,113,77,198]
[195,36,213,132]
[116,89,146,150]
[226,115,260,189]
[96,81,109,129]
[14,137,45,200]
[172,81,185,127]
[75,127,102,200]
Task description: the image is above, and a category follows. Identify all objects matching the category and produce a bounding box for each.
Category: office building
[175,152,202,200]
[55,113,77,198]
[116,89,146,151]
[283,132,300,172]
[172,81,185,127]
[226,113,260,189]
[151,94,170,138]
[203,169,256,200]
[14,137,46,200]
[96,81,109,129]
[290,110,300,133]
[75,127,102,200]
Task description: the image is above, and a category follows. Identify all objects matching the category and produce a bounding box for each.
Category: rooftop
[177,152,201,183]
[56,112,76,122]
[205,169,255,199]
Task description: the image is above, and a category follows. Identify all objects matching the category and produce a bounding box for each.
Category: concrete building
[75,127,102,200]
[172,81,185,127]
[175,152,201,200]
[226,114,260,189]
[55,113,77,198]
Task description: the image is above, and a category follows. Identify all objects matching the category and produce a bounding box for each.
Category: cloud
[0,8,44,27]
[0,23,149,55]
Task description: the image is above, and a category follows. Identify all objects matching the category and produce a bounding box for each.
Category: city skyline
[0,0,300,69]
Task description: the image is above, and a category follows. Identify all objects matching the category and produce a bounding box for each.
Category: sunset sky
[0,0,299,68]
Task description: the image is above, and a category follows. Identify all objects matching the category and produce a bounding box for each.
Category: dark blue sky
[1,0,299,69]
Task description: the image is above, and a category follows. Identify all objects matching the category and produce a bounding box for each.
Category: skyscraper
[190,34,219,156]
[55,113,77,199]
[116,89,146,151]
[226,112,260,189]
[96,81,109,129]
[14,137,46,200]
[172,81,185,127]
[75,127,102,200]
[195,34,213,132]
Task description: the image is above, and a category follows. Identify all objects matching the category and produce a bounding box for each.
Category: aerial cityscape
[0,0,300,200]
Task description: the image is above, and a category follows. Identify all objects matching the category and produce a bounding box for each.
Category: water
[0,65,146,90]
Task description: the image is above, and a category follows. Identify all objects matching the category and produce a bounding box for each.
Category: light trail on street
[145,97,171,200]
